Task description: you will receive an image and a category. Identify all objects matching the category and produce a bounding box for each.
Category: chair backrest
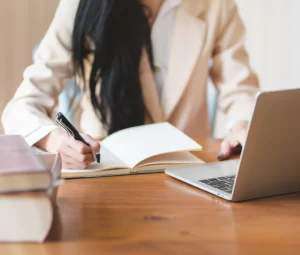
[207,59,218,135]
[32,44,81,124]
[207,78,218,135]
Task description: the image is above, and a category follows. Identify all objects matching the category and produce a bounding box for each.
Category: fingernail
[217,152,223,160]
[232,141,239,147]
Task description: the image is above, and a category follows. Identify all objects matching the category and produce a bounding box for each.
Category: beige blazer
[1,0,259,145]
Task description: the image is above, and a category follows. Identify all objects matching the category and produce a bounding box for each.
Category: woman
[2,0,259,169]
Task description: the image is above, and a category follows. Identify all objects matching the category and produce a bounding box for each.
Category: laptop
[165,89,300,202]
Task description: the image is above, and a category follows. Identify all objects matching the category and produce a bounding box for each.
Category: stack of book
[0,135,62,243]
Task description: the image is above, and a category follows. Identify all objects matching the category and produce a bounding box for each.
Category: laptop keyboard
[199,175,236,194]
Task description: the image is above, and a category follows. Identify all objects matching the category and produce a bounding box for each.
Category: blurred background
[215,0,300,137]
[0,0,299,137]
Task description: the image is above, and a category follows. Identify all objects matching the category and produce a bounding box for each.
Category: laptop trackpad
[166,159,239,182]
[199,159,239,180]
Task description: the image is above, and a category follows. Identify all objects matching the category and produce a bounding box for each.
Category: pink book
[0,153,62,243]
[0,135,51,193]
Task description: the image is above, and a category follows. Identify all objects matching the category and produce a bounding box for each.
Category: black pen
[55,112,101,163]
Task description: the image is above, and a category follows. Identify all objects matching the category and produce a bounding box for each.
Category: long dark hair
[72,0,154,135]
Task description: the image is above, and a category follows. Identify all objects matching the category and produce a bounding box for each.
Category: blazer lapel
[161,6,207,119]
[140,49,165,123]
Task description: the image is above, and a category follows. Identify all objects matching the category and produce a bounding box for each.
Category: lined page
[101,123,202,168]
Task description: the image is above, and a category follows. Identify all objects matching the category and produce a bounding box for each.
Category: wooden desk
[1,138,300,255]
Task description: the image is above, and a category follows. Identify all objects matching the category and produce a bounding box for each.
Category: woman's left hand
[218,121,249,160]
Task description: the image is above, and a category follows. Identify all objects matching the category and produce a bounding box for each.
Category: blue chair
[207,78,218,135]
[56,81,81,123]
[32,45,81,124]
[207,59,218,135]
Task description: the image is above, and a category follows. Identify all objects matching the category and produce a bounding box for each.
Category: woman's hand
[218,121,249,160]
[35,129,101,169]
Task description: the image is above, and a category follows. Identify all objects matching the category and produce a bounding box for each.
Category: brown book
[0,135,51,193]
[0,153,62,243]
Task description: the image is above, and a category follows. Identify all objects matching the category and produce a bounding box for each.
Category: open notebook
[62,122,204,178]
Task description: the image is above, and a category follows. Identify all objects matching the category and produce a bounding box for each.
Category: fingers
[218,127,248,161]
[219,139,234,160]
[219,138,241,160]
[59,144,94,168]
[43,129,97,169]
[57,140,94,168]
[67,137,92,154]
[60,153,92,169]
[81,134,101,161]
[37,129,99,169]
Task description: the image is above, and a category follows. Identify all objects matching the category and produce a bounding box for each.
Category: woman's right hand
[35,129,100,169]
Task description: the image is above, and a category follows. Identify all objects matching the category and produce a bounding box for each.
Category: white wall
[214,0,300,137]
[0,0,59,133]
[236,0,300,91]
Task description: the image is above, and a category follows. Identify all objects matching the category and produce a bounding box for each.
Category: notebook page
[62,145,129,174]
[135,151,204,169]
[101,123,202,168]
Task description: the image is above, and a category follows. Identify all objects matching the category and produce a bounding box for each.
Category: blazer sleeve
[1,0,79,146]
[209,0,260,126]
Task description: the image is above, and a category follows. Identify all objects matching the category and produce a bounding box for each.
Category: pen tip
[96,153,101,164]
